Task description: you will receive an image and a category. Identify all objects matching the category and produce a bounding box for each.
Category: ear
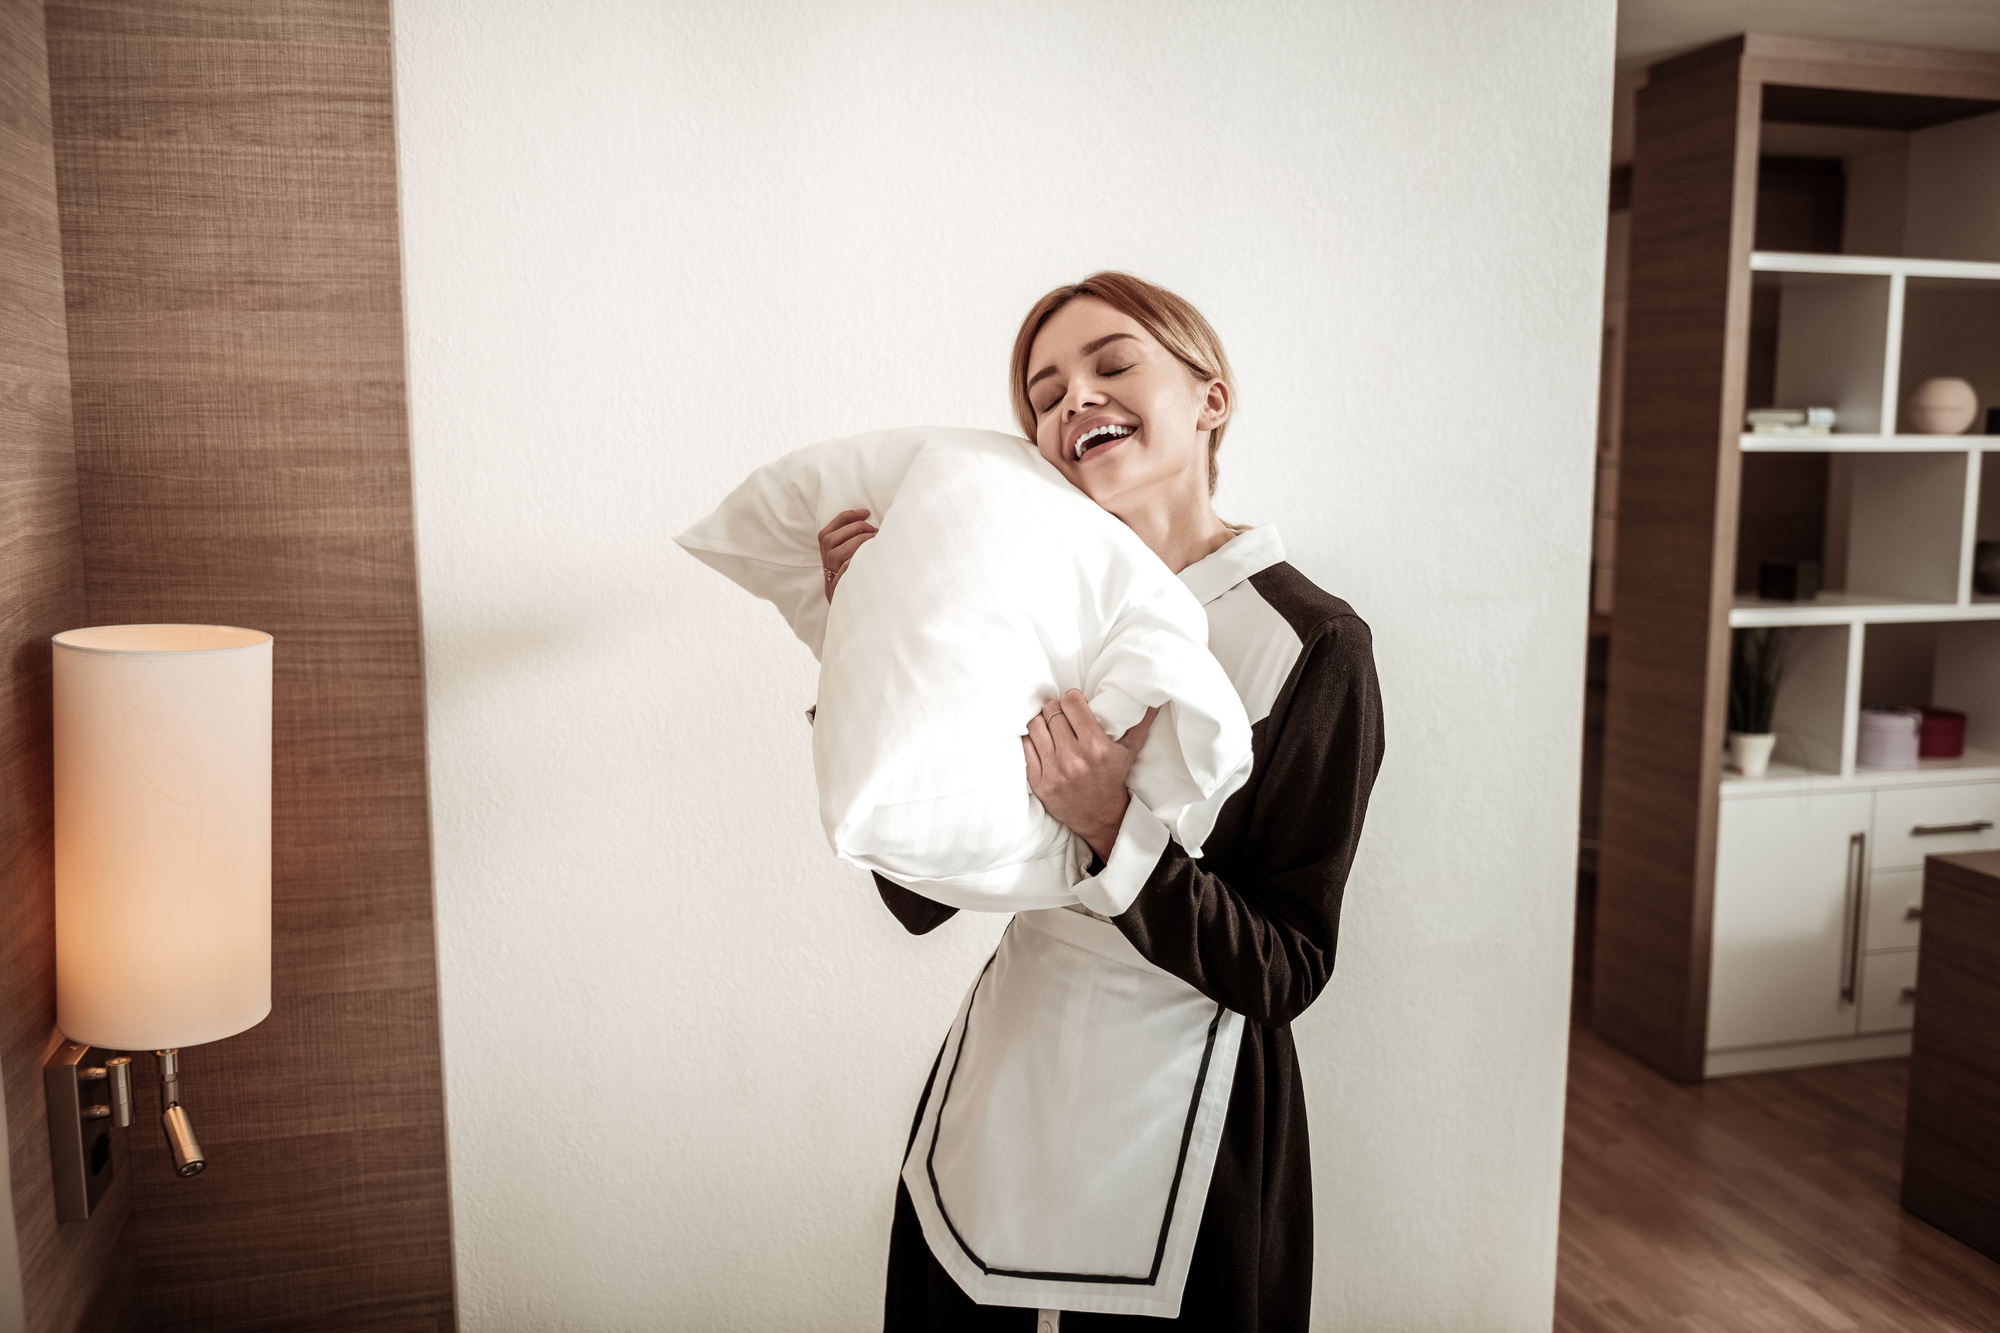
[1195,377,1230,433]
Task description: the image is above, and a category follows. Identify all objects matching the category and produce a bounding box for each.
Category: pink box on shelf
[1859,707,1921,771]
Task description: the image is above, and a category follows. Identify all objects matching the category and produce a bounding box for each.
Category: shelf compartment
[1976,453,2000,602]
[1733,448,1972,620]
[1721,613,2000,794]
[1762,269,1894,435]
[1766,622,1849,777]
[1897,276,2000,436]
[1854,618,2000,772]
[1934,620,2000,757]
[1840,451,1968,604]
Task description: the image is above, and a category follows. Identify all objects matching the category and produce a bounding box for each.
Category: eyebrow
[1025,332,1141,390]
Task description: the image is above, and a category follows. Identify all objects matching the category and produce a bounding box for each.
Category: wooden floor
[1556,1025,2000,1331]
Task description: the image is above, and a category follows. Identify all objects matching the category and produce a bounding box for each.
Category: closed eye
[1040,360,1136,408]
[1035,361,1132,414]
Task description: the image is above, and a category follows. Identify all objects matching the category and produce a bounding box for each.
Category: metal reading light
[43,625,272,1220]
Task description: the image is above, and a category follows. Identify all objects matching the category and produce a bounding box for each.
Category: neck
[1112,482,1235,574]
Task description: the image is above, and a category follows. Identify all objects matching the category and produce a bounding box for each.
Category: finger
[1117,705,1162,754]
[826,530,877,566]
[1055,690,1105,743]
[820,519,878,553]
[1041,702,1076,746]
[817,509,872,540]
[1025,713,1057,767]
[1022,735,1043,787]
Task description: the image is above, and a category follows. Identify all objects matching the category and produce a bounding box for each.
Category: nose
[1063,379,1106,419]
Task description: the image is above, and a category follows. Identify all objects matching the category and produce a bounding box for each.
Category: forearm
[1114,843,1339,1028]
[1103,616,1383,1027]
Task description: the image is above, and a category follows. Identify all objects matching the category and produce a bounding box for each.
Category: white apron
[901,905,1245,1318]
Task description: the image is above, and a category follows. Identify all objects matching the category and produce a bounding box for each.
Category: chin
[1072,472,1141,515]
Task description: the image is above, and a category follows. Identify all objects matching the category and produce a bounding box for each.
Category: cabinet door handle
[1904,904,1923,921]
[1911,819,1995,836]
[1900,986,1917,1002]
[1840,832,1864,1004]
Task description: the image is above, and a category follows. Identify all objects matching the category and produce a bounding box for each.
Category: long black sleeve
[874,872,960,935]
[1114,614,1384,1028]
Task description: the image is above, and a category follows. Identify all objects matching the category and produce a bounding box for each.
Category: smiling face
[1023,297,1229,520]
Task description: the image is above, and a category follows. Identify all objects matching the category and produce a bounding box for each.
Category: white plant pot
[1729,731,1777,778]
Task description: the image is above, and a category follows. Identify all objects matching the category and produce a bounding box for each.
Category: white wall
[393,2,1614,1329]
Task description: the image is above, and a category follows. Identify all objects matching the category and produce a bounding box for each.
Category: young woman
[819,273,1384,1332]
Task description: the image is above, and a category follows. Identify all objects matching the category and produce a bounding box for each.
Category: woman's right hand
[818,509,878,601]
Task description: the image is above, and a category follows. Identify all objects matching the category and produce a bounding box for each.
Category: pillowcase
[675,426,1253,911]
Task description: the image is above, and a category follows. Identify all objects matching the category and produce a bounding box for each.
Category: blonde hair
[1009,272,1236,495]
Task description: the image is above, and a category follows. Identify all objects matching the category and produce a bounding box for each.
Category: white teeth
[1073,423,1134,459]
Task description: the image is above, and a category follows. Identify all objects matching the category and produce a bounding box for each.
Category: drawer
[1870,782,2000,868]
[1865,868,1924,952]
[1858,949,1918,1034]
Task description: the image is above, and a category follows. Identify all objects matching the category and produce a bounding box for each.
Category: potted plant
[1728,627,1791,778]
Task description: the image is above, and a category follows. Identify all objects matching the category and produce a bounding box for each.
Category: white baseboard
[1704,1031,1912,1078]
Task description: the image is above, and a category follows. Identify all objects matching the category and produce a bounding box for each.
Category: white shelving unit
[1597,38,2000,1089]
[1708,235,2000,1076]
[1722,249,2000,791]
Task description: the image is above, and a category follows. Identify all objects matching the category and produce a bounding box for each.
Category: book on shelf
[1745,406,1836,428]
[1749,422,1832,436]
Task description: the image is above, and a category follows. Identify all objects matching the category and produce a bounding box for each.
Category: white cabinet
[1864,867,1924,951]
[1710,791,1872,1050]
[1870,782,2000,867]
[1704,255,2000,1075]
[1706,779,1986,1072]
[1858,949,1918,1034]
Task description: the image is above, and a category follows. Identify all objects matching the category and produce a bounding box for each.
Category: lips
[1069,419,1137,460]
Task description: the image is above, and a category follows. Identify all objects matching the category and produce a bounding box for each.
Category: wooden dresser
[1902,849,2000,1260]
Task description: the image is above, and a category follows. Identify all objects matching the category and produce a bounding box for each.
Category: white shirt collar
[1177,524,1285,606]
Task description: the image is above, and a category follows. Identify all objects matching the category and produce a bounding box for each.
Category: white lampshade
[53,625,273,1052]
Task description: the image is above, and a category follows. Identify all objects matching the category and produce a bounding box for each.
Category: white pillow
[676,427,1252,911]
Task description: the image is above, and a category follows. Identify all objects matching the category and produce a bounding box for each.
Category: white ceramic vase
[1905,377,1979,435]
[1728,731,1776,779]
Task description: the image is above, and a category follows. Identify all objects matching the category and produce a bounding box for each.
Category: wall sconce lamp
[43,625,272,1221]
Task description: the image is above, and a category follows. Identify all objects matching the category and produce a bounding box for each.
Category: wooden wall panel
[1593,54,1760,1082]
[0,1,137,1328]
[43,3,455,1329]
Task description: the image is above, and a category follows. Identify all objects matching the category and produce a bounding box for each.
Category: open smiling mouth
[1073,423,1135,459]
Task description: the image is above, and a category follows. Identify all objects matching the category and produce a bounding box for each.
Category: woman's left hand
[1024,691,1160,862]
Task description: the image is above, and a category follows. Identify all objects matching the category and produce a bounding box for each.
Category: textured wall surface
[395,1,1615,1328]
[43,2,453,1329]
[0,0,132,1327]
